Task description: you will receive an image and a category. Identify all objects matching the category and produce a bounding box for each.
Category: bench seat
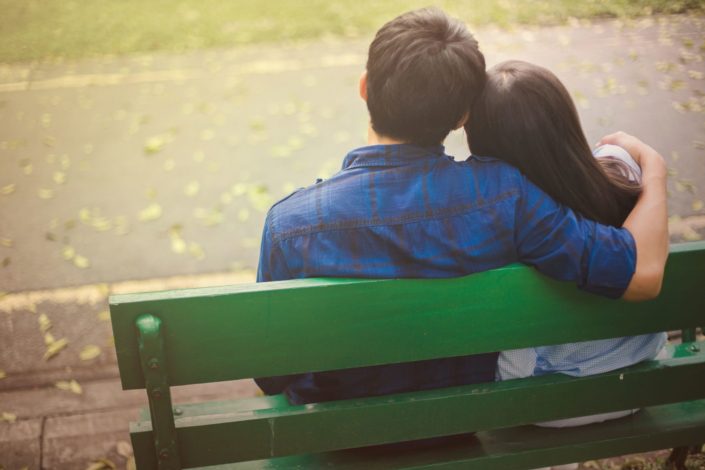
[189,399,705,469]
[130,342,705,469]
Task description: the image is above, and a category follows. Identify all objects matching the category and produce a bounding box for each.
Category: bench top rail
[110,241,705,389]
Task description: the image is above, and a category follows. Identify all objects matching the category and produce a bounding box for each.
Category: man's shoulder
[265,152,527,242]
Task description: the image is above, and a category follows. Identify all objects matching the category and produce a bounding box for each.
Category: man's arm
[598,132,668,301]
[256,211,292,283]
[514,132,667,301]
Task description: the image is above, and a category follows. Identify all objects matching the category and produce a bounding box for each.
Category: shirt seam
[271,189,519,243]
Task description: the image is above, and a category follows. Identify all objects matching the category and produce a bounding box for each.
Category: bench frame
[110,241,705,469]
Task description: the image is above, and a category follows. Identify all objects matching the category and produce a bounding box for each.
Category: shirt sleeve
[514,174,636,299]
[256,210,292,283]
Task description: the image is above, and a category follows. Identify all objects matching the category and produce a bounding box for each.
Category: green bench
[110,241,705,469]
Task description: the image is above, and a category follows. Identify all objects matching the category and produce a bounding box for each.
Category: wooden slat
[130,350,705,467]
[200,400,705,469]
[111,242,705,389]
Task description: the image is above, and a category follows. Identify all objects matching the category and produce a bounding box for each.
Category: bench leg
[665,445,701,470]
[137,314,182,470]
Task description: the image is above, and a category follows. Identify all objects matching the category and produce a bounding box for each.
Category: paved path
[0,14,704,293]
[1,14,705,469]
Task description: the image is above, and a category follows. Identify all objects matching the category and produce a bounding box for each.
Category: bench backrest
[112,241,704,388]
[110,241,705,468]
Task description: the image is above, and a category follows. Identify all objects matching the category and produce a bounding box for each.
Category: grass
[1,0,704,64]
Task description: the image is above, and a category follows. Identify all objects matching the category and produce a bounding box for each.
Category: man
[255,8,668,406]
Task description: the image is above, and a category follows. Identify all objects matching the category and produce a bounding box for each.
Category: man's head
[362,8,485,147]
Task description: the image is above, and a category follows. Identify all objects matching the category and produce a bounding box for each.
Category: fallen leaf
[168,224,182,237]
[144,136,165,154]
[194,207,223,226]
[73,255,90,269]
[53,171,66,185]
[170,237,186,254]
[62,245,76,261]
[188,242,205,260]
[39,313,52,332]
[693,200,704,211]
[572,90,590,109]
[79,208,91,222]
[98,310,110,321]
[114,217,129,236]
[85,458,116,470]
[683,227,703,241]
[55,379,82,394]
[231,183,247,196]
[0,370,6,379]
[79,345,101,361]
[287,136,304,150]
[1,257,9,268]
[247,184,272,212]
[0,238,13,247]
[92,217,112,232]
[184,181,200,197]
[1,183,16,195]
[1,411,17,423]
[38,188,55,199]
[59,154,71,169]
[116,441,132,459]
[138,203,162,222]
[44,337,69,360]
[44,332,55,345]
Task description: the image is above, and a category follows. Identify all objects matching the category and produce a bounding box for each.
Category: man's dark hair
[366,8,486,146]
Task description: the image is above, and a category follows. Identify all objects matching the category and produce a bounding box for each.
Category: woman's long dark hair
[466,60,641,227]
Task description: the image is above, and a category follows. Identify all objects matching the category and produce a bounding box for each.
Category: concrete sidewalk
[1,271,259,470]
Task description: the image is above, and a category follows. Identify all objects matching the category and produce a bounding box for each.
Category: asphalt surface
[0,15,704,293]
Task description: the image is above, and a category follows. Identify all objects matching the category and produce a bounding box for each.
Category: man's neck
[367,125,407,146]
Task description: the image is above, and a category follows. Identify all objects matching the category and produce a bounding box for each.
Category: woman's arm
[598,132,668,301]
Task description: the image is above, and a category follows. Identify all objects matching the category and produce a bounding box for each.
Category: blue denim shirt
[256,144,636,404]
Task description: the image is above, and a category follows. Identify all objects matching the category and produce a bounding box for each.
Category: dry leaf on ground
[79,345,101,361]
[55,379,83,395]
[85,458,116,470]
[44,337,68,360]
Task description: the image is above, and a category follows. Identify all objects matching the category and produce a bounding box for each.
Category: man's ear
[359,70,368,102]
[454,112,469,130]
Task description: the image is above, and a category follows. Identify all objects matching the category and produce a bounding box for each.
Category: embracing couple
[255,6,669,451]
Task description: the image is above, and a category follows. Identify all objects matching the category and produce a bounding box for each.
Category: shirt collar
[342,144,448,170]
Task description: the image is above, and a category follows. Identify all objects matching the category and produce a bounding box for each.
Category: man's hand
[598,131,667,180]
[600,132,668,301]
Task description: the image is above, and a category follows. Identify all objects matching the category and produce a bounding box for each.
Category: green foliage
[0,0,703,63]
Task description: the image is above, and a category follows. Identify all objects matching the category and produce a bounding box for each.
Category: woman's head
[466,60,640,226]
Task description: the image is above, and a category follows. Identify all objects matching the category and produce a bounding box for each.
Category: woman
[465,60,667,430]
